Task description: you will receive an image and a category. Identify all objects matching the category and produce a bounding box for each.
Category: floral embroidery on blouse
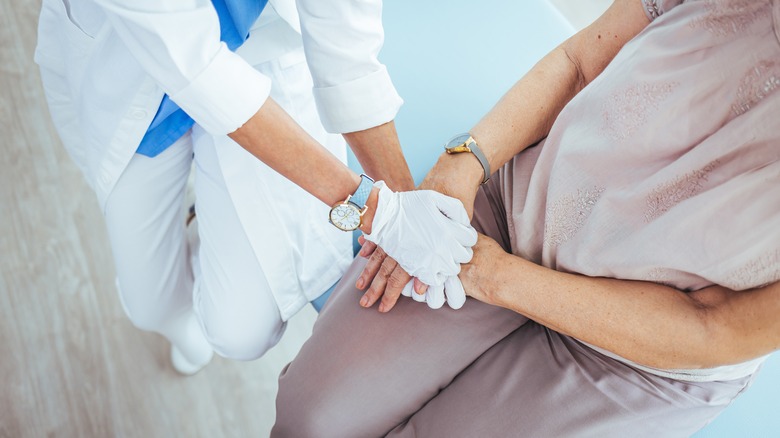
[642,0,661,21]
[690,0,770,37]
[645,267,678,286]
[644,160,720,222]
[601,82,678,142]
[544,186,605,247]
[723,249,780,290]
[731,60,780,116]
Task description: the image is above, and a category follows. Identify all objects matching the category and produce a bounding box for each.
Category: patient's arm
[464,234,780,369]
[357,0,651,311]
[423,0,650,214]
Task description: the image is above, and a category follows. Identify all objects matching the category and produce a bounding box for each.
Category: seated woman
[273,0,780,436]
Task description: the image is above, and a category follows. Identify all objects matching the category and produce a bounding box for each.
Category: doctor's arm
[462,234,780,370]
[94,0,472,281]
[93,0,372,222]
[295,0,415,192]
[356,0,652,311]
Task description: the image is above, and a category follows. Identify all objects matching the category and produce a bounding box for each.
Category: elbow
[560,44,588,94]
[633,289,743,370]
[682,288,752,369]
[686,302,729,369]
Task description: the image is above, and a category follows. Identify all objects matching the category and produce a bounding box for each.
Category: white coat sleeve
[93,0,271,135]
[296,0,403,134]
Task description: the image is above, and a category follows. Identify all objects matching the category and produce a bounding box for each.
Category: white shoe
[168,311,214,376]
[171,344,214,376]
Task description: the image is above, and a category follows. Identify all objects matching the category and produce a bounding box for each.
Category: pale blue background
[347,0,780,436]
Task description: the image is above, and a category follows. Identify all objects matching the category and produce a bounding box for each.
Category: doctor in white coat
[35,0,476,374]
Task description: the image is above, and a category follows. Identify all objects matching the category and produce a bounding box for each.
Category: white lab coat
[35,0,403,320]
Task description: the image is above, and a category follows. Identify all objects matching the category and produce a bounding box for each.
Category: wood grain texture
[0,1,606,437]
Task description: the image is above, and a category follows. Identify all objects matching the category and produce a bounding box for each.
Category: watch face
[329,203,362,231]
[446,133,471,148]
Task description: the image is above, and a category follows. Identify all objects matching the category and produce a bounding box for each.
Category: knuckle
[386,275,406,290]
[369,251,384,264]
[378,262,395,277]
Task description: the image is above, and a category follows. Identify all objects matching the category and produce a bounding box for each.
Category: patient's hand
[458,233,508,306]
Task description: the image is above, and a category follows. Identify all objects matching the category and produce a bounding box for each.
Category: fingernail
[360,296,369,307]
[356,278,364,289]
[378,303,386,312]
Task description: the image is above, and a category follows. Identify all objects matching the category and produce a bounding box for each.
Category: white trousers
[103,53,346,360]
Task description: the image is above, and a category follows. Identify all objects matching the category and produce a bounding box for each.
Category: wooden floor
[0,1,607,437]
[0,0,322,436]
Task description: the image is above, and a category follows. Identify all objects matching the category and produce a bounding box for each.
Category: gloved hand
[364,181,477,288]
[400,276,467,310]
[425,276,467,309]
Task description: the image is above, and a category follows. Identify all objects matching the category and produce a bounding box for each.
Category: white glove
[425,276,467,310]
[364,181,477,288]
[401,276,467,310]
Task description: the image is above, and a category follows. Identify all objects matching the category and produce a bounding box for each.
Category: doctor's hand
[363,181,477,290]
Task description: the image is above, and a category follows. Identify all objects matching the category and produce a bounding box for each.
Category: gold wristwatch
[444,133,491,184]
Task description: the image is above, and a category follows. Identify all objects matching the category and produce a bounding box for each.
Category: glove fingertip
[465,228,479,247]
[426,284,446,309]
[427,297,445,309]
[444,276,467,310]
[447,297,465,310]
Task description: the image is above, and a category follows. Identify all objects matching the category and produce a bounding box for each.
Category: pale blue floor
[347,0,780,435]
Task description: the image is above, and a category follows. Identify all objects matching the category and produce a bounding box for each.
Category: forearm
[420,45,584,213]
[483,252,780,369]
[471,0,648,172]
[421,0,650,212]
[344,121,415,191]
[229,98,379,233]
[469,45,582,175]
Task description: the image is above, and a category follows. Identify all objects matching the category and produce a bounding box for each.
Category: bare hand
[458,233,508,305]
[355,235,428,312]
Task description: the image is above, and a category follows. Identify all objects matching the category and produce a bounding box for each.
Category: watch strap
[465,137,491,185]
[349,174,374,209]
[446,134,491,185]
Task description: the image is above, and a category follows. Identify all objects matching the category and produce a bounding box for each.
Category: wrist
[344,122,416,192]
[420,152,482,216]
[489,255,535,310]
[358,187,380,234]
[444,150,485,191]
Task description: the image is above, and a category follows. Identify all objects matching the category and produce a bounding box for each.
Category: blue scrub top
[136,0,268,157]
